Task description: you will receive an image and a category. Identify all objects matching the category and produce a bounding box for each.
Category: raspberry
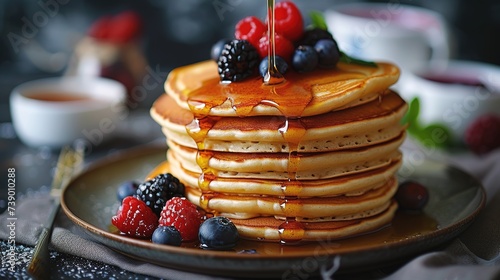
[257,32,294,61]
[270,1,304,42]
[159,197,203,241]
[218,39,260,82]
[136,173,185,217]
[235,16,266,48]
[465,114,500,155]
[111,196,158,238]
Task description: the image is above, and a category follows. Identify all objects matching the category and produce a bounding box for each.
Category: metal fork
[27,146,84,279]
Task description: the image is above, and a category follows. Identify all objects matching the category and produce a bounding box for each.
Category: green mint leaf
[339,52,377,67]
[404,97,424,137]
[309,11,328,30]
[419,124,452,148]
[402,97,420,126]
[402,97,453,149]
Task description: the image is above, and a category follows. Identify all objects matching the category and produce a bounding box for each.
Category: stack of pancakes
[151,60,407,242]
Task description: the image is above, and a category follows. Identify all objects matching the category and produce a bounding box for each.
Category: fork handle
[27,227,51,279]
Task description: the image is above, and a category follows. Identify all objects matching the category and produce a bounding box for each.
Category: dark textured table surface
[0,107,165,280]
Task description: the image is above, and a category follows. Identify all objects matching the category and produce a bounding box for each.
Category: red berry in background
[108,11,142,43]
[159,197,203,242]
[88,11,142,43]
[235,16,266,48]
[395,181,429,211]
[465,114,500,155]
[269,1,304,42]
[111,196,158,238]
[257,32,294,61]
[88,16,112,40]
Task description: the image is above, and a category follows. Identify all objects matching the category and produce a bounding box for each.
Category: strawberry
[257,32,294,61]
[465,114,500,155]
[159,197,203,241]
[270,1,304,42]
[112,196,158,238]
[235,16,266,48]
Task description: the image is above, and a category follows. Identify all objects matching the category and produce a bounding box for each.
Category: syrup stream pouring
[264,0,285,85]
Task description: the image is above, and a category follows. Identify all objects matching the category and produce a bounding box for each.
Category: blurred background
[0,0,499,121]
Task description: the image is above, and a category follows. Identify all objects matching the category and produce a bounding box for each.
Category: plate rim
[61,145,486,274]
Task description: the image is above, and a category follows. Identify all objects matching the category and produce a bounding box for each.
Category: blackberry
[218,39,259,82]
[297,28,334,46]
[136,173,185,217]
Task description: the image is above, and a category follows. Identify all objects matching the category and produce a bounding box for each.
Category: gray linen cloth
[1,140,500,279]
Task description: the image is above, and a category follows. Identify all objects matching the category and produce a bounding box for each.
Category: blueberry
[211,39,231,61]
[199,217,239,250]
[259,56,289,78]
[152,226,182,246]
[314,39,340,68]
[117,181,139,202]
[292,45,318,73]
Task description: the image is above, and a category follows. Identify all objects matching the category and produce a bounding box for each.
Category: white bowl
[10,77,127,148]
[399,60,500,145]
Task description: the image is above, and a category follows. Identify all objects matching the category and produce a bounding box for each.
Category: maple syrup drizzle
[182,0,312,243]
[278,217,305,244]
[262,0,304,243]
[185,105,221,211]
[278,117,307,243]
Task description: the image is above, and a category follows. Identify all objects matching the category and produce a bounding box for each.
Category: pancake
[151,90,407,153]
[166,133,403,179]
[146,160,399,241]
[164,60,400,117]
[231,201,398,242]
[162,159,402,197]
[184,177,398,219]
[150,58,407,243]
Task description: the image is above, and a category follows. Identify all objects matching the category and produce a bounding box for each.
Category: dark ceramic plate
[61,145,485,278]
